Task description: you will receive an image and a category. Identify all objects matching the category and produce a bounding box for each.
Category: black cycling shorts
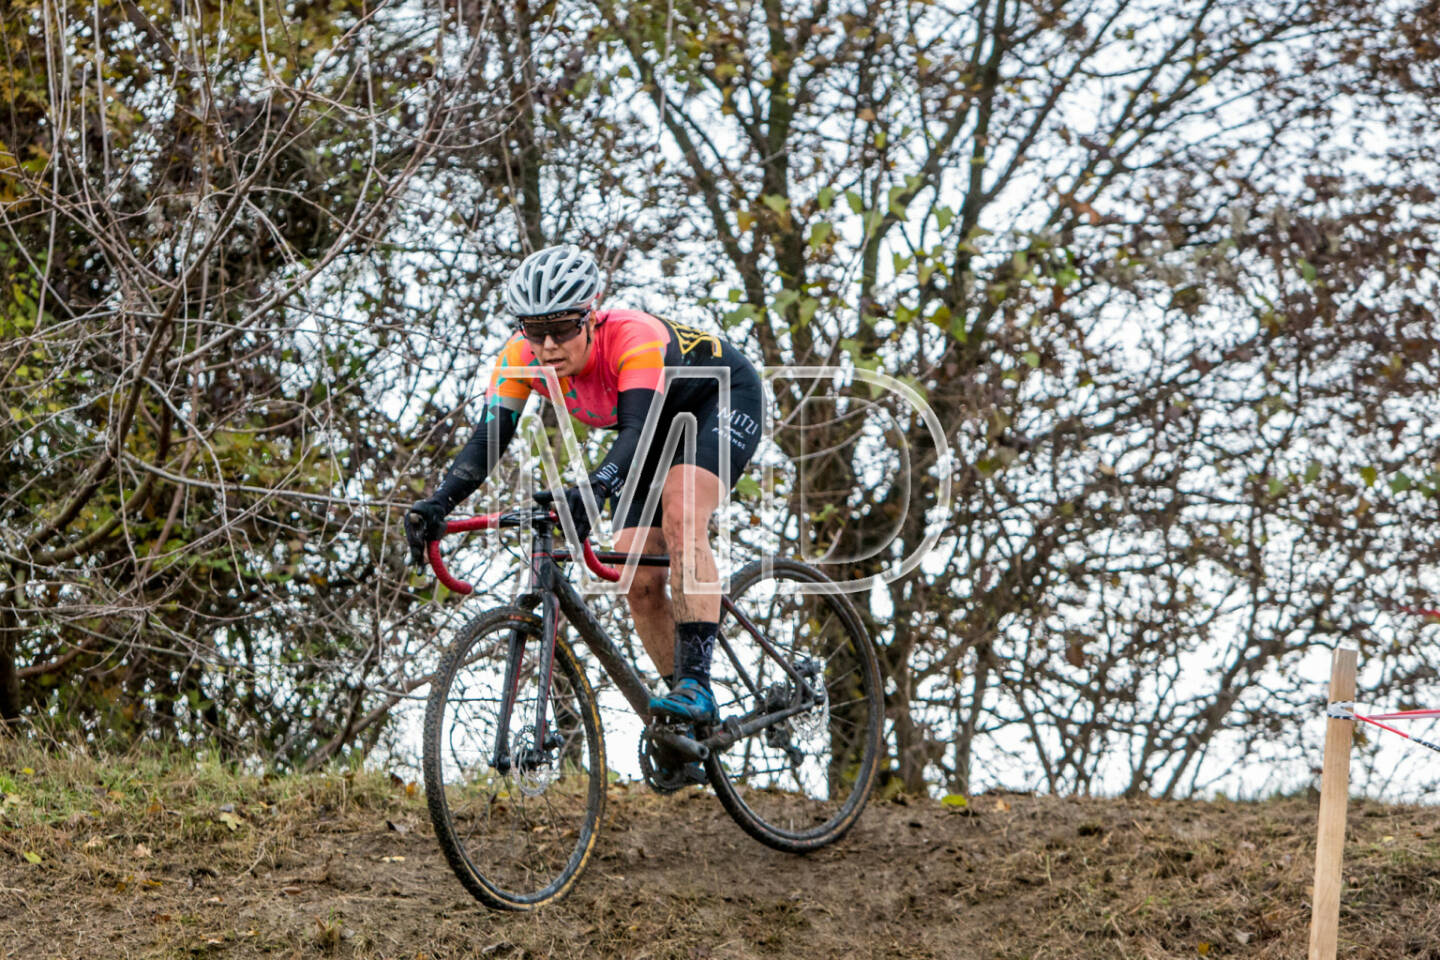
[615,366,764,531]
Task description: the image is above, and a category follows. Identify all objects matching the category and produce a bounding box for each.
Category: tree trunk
[0,586,22,726]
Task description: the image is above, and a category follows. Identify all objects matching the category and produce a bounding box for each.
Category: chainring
[638,725,705,795]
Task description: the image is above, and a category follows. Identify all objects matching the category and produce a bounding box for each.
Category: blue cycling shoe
[648,677,718,724]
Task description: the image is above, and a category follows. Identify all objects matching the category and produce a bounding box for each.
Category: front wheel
[708,559,883,853]
[422,606,606,910]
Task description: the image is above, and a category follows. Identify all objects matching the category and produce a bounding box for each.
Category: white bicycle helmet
[504,245,602,316]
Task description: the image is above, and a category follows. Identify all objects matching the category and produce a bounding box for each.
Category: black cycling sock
[674,621,718,689]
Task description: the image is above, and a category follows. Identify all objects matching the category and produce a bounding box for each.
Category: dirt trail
[5,778,1440,959]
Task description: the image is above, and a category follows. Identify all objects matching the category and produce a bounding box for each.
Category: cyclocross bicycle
[419,491,884,910]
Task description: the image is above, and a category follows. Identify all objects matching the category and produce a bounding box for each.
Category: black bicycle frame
[487,510,822,772]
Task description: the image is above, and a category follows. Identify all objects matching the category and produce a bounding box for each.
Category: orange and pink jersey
[485,308,736,426]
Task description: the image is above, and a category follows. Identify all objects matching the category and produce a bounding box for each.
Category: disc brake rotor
[511,725,556,797]
[789,681,829,742]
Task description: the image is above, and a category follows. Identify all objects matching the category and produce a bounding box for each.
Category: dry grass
[4,739,1440,958]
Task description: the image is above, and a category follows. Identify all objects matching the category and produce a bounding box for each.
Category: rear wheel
[708,559,883,852]
[422,606,605,910]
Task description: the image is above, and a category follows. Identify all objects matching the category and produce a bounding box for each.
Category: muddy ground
[4,758,1440,960]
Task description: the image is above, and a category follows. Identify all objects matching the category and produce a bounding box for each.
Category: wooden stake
[1308,646,1358,960]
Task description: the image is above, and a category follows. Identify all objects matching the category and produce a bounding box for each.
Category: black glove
[559,476,614,544]
[404,499,448,568]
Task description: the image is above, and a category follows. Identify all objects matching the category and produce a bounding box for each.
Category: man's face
[522,311,594,376]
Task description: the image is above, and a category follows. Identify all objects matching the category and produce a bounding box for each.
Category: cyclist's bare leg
[616,465,723,685]
[613,525,675,680]
[660,464,723,624]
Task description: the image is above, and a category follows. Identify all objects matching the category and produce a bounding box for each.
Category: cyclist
[405,245,764,736]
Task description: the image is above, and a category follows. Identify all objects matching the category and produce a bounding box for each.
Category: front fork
[490,551,562,776]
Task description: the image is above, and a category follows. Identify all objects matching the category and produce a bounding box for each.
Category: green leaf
[23,851,41,864]
[770,289,800,316]
[1304,461,1322,484]
[722,303,758,326]
[1022,351,1040,368]
[1390,472,1412,493]
[845,190,864,215]
[936,206,954,230]
[1298,258,1316,284]
[818,186,836,210]
[941,793,968,808]
[734,475,761,498]
[761,194,789,215]
[1360,466,1378,487]
[798,296,819,325]
[808,222,833,248]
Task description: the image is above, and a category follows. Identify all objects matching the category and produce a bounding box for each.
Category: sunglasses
[520,311,588,344]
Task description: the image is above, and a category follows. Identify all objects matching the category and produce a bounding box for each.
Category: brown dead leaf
[133,843,151,859]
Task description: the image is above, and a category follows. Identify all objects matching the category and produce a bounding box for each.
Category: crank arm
[649,726,711,762]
